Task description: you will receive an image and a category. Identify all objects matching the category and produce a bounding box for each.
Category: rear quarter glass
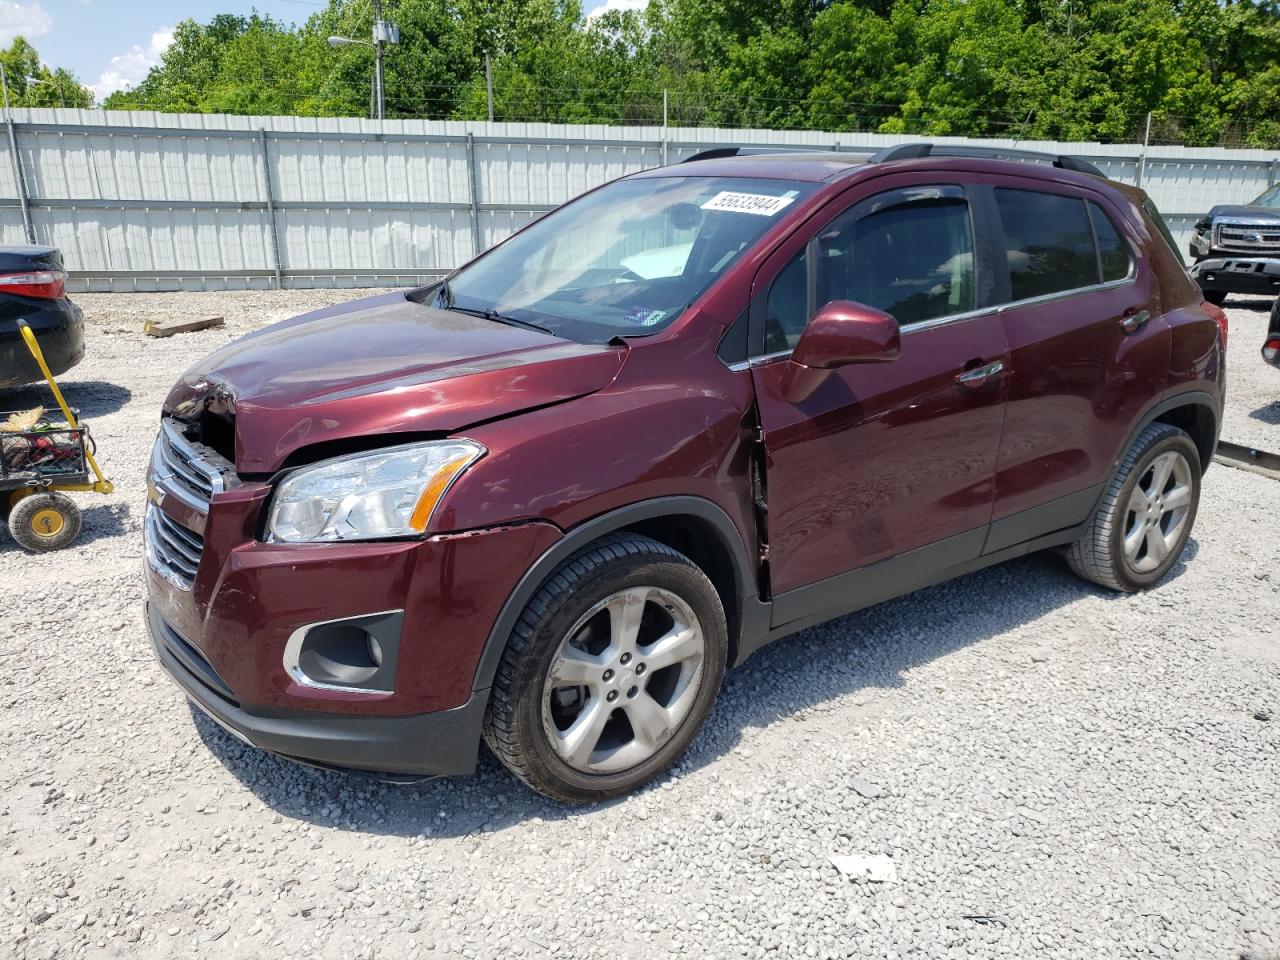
[1141,198,1186,267]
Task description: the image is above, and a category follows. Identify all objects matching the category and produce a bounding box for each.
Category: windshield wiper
[437,294,554,336]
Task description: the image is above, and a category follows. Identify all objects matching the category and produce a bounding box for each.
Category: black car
[1266,298,1280,368]
[0,245,83,389]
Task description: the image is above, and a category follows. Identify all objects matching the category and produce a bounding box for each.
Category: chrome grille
[146,420,234,590]
[145,505,204,590]
[1214,221,1280,255]
[153,421,223,510]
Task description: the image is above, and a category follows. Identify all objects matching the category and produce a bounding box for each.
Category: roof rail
[680,146,838,164]
[867,143,1106,178]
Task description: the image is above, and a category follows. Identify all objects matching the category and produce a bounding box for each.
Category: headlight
[266,440,484,543]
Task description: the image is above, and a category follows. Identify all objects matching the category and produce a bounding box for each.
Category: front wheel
[484,534,727,803]
[1066,423,1201,592]
[1201,289,1227,306]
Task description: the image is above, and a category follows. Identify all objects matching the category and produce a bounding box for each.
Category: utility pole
[662,88,668,164]
[485,54,494,123]
[1137,111,1152,187]
[372,0,385,121]
[0,63,35,243]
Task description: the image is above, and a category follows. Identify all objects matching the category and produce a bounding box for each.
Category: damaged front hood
[165,292,626,473]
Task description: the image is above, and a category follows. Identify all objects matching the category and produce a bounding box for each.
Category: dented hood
[165,292,626,473]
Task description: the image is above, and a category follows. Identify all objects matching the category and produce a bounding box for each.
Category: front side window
[995,188,1097,300]
[439,175,817,344]
[760,188,977,352]
[818,196,976,325]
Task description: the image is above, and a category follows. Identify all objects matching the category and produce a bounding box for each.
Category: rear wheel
[484,534,727,803]
[8,492,82,552]
[1067,423,1200,592]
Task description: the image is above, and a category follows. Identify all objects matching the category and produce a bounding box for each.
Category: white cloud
[0,1,52,45]
[587,0,647,19]
[91,27,172,101]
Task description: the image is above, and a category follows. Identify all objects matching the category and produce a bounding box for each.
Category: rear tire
[1066,423,1200,592]
[8,492,82,552]
[483,533,727,803]
[1201,289,1227,306]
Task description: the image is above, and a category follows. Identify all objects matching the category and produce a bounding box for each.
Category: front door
[749,179,1010,629]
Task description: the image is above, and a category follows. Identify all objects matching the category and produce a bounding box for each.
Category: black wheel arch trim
[471,496,768,694]
[1115,389,1221,477]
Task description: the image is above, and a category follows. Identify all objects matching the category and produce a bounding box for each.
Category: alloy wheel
[541,586,706,774]
[1122,450,1193,574]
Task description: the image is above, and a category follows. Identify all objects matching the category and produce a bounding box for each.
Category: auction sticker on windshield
[701,191,796,216]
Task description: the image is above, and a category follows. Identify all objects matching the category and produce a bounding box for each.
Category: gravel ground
[1,289,1278,960]
[1220,296,1280,452]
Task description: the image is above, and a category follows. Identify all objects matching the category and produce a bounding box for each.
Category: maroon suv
[146,144,1226,802]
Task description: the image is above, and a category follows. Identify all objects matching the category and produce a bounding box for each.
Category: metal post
[485,55,494,123]
[1137,111,1152,187]
[662,88,668,165]
[258,130,283,290]
[373,0,385,121]
[1,64,34,243]
[465,132,482,256]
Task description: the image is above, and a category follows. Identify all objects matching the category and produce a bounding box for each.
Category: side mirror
[782,300,901,401]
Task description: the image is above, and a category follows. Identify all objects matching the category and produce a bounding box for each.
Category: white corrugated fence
[0,108,1276,292]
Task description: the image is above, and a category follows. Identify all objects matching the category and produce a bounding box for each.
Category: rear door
[984,183,1170,553]
[748,175,1010,626]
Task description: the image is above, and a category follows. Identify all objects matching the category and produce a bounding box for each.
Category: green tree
[80,0,1280,148]
[0,38,92,108]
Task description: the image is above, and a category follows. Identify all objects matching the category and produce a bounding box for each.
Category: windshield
[1250,184,1280,207]
[438,175,818,343]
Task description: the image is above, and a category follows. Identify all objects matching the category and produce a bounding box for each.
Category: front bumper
[144,454,563,776]
[148,603,489,776]
[1190,256,1280,296]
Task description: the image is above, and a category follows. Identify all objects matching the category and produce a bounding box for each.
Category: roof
[634,151,865,183]
[636,143,1110,184]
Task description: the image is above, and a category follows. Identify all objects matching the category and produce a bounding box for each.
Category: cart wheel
[8,492,82,552]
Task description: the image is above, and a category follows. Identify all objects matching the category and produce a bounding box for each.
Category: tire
[1066,423,1201,592]
[483,533,728,803]
[8,492,82,552]
[1201,289,1227,306]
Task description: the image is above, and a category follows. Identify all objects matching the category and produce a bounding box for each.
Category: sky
[0,0,642,102]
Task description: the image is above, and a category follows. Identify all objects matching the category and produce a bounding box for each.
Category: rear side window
[995,188,1097,300]
[1088,202,1132,281]
[818,196,976,325]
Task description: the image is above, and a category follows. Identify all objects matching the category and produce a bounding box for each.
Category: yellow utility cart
[1,319,112,551]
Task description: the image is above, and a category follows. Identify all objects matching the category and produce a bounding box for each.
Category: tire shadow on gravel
[194,538,1199,835]
[0,379,132,418]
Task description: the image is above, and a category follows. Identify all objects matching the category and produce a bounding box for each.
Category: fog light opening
[283,610,402,694]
